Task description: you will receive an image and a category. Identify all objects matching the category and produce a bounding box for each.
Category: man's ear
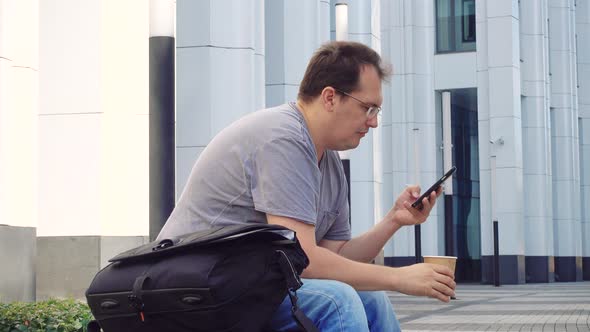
[320,87,337,112]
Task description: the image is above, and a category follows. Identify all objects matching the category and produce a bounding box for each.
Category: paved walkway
[388,282,590,331]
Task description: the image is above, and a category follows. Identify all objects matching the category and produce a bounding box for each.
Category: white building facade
[381,0,589,283]
[1,0,588,302]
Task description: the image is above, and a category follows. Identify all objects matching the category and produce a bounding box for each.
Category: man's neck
[295,100,325,163]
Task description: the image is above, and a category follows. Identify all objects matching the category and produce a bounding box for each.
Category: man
[158,41,456,331]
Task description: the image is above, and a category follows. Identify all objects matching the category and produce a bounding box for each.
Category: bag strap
[128,275,150,322]
[292,305,319,332]
[87,320,101,332]
[276,250,319,332]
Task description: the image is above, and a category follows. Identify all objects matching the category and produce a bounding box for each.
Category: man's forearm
[304,238,457,302]
[301,244,400,291]
[337,217,402,262]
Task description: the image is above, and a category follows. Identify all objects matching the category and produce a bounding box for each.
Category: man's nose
[367,115,378,128]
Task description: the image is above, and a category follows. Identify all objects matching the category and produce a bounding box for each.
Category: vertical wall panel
[549,0,583,281]
[520,0,554,282]
[176,0,264,194]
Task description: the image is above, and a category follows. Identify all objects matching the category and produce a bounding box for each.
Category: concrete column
[37,0,150,300]
[149,0,175,241]
[346,0,373,45]
[0,0,38,303]
[39,0,102,236]
[100,1,150,237]
[371,1,384,256]
[575,0,590,280]
[0,0,39,230]
[320,0,331,46]
[570,4,582,256]
[544,0,555,283]
[176,0,265,193]
[476,0,493,283]
[382,0,436,265]
[381,0,435,266]
[265,0,327,108]
[382,0,440,264]
[570,0,583,281]
[380,0,392,261]
[39,0,149,236]
[381,0,411,264]
[520,0,555,282]
[477,0,526,284]
[408,0,439,258]
[340,0,384,241]
[549,0,583,281]
[255,0,266,111]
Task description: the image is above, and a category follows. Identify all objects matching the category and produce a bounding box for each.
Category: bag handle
[276,250,319,332]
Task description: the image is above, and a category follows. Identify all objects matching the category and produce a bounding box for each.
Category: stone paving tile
[408,314,580,324]
[394,304,455,311]
[441,310,590,316]
[490,298,590,303]
[389,282,590,331]
[453,304,590,311]
[402,323,585,331]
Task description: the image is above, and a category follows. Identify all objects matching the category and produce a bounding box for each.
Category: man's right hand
[393,263,456,302]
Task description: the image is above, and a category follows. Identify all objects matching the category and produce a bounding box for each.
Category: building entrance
[443,88,481,282]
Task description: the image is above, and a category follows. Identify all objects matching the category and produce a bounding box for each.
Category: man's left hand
[385,185,443,227]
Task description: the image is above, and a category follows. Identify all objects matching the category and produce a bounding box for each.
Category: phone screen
[411,166,457,210]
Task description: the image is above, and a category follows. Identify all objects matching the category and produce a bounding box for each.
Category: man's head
[298,41,390,103]
[297,41,392,152]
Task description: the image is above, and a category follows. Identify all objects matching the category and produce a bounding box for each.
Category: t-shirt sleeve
[248,138,320,225]
[322,198,351,241]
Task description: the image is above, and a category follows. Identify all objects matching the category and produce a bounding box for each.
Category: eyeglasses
[335,89,381,119]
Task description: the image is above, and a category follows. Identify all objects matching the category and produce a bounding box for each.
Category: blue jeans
[268,279,401,332]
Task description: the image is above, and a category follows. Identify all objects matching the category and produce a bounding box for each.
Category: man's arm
[318,217,401,263]
[267,213,456,302]
[320,185,441,263]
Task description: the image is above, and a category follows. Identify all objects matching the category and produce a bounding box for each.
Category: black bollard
[340,158,351,225]
[493,220,500,287]
[415,225,422,263]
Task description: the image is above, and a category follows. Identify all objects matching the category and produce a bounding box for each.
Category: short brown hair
[297,41,391,103]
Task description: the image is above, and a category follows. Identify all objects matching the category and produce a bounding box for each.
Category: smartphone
[411,166,457,210]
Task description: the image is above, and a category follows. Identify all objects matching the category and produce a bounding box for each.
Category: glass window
[436,0,476,53]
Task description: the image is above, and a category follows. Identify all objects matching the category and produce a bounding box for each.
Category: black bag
[85,224,319,332]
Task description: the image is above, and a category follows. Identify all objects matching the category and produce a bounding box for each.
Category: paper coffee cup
[423,255,457,274]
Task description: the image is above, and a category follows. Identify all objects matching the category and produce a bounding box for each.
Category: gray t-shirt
[157,103,351,243]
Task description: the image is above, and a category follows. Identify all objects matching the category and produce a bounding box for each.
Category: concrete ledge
[455,258,481,282]
[525,256,554,283]
[99,236,149,269]
[384,256,417,267]
[384,255,589,284]
[0,225,36,303]
[554,256,583,282]
[481,255,526,284]
[36,236,148,300]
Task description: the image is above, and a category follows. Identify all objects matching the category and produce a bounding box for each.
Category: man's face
[327,65,383,151]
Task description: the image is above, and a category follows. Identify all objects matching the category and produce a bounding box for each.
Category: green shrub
[0,298,93,332]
